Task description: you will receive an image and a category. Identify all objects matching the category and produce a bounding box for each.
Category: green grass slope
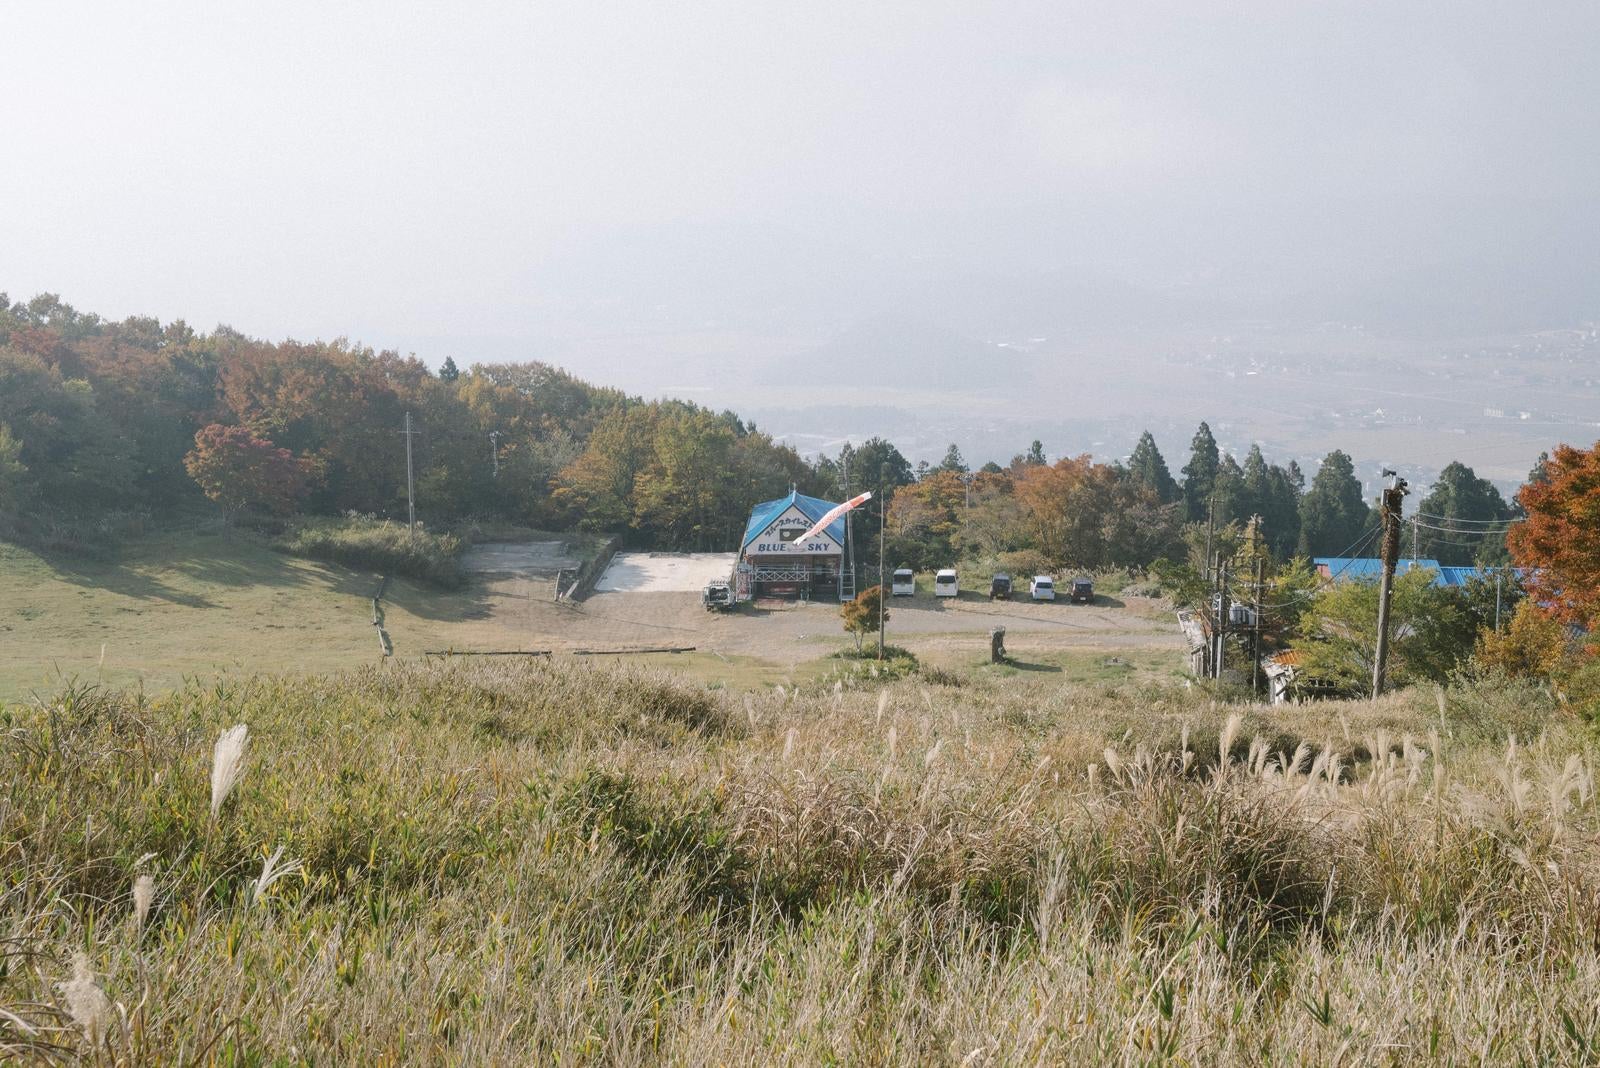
[0,532,386,702]
[3,660,1596,1063]
[0,526,625,702]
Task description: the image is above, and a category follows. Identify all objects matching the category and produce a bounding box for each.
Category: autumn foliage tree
[184,424,315,520]
[1475,600,1573,679]
[1509,439,1600,628]
[840,584,887,652]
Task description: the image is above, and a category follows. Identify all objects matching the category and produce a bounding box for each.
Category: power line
[1410,519,1519,534]
[1413,512,1524,526]
[1323,522,1386,563]
[1251,527,1383,609]
[1408,533,1510,549]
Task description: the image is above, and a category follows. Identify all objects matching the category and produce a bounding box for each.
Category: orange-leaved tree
[184,423,316,520]
[1509,440,1600,629]
[840,585,887,652]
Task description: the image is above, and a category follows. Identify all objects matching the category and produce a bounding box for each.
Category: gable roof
[741,489,847,550]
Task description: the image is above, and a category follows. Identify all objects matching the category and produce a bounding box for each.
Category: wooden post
[990,626,1006,664]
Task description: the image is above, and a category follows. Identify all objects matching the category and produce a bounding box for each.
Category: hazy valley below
[531,312,1599,492]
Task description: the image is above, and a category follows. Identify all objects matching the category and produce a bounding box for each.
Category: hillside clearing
[0,533,382,701]
[1,532,1186,702]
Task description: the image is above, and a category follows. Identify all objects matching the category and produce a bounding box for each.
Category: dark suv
[1069,577,1094,604]
[989,573,1012,600]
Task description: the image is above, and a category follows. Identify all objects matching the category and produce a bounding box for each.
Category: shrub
[274,517,465,587]
[1475,599,1571,679]
[831,643,917,663]
[994,549,1055,580]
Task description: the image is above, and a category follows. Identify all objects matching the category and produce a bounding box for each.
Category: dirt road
[543,589,1181,664]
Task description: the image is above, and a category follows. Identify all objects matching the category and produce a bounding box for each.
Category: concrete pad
[595,552,737,593]
[463,541,579,574]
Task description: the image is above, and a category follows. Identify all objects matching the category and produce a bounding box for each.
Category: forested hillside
[0,294,814,551]
[0,294,1523,570]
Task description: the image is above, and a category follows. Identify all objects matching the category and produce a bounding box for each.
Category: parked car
[1030,575,1055,601]
[890,568,916,596]
[934,569,959,598]
[702,580,734,611]
[989,573,1012,600]
[1070,576,1095,604]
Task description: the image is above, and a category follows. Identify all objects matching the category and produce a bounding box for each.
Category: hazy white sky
[4,1,1597,361]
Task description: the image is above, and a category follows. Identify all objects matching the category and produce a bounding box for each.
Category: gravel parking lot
[594,552,737,593]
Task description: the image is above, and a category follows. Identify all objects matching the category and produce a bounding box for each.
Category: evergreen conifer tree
[938,444,968,473]
[1127,430,1178,502]
[1414,461,1513,565]
[1296,450,1372,557]
[1181,422,1220,522]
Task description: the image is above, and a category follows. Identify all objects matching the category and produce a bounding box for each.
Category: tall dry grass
[2,660,1598,1062]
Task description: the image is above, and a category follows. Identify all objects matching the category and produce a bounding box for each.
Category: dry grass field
[4,655,1597,1063]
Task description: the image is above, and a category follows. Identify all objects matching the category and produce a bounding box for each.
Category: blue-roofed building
[1313,557,1442,584]
[737,489,856,601]
[1314,558,1521,589]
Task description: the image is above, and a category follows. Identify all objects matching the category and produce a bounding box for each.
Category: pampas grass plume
[253,846,303,906]
[210,723,250,819]
[1219,713,1242,768]
[132,874,154,930]
[61,951,112,1047]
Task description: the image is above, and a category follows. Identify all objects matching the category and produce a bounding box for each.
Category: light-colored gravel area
[594,552,737,593]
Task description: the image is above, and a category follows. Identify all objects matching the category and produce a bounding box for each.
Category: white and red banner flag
[791,491,872,548]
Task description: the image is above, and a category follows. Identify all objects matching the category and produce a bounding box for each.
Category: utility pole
[1214,558,1230,681]
[843,449,856,602]
[489,430,500,478]
[1494,571,1503,630]
[1252,555,1264,696]
[877,485,886,660]
[1204,494,1216,582]
[1372,472,1410,699]
[402,411,417,535]
[1411,514,1419,564]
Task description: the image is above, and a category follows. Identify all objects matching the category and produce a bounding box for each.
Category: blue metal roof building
[1314,558,1520,588]
[741,489,848,551]
[738,489,855,601]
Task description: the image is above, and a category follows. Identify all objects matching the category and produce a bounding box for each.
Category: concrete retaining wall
[557,536,622,602]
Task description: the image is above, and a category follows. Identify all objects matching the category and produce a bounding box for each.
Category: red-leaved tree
[184,423,315,519]
[1509,439,1600,627]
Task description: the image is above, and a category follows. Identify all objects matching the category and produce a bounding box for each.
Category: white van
[891,568,916,596]
[1030,575,1055,601]
[934,569,959,598]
